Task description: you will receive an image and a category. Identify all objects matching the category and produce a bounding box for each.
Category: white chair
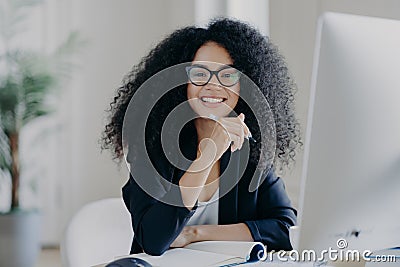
[61,198,134,267]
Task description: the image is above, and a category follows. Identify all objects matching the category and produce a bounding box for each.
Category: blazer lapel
[218,150,239,224]
[173,122,198,184]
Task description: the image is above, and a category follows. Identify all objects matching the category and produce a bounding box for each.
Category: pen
[246,130,257,143]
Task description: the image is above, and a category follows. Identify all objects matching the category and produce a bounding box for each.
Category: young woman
[102,18,301,256]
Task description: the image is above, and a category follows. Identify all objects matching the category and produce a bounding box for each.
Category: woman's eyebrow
[191,63,237,70]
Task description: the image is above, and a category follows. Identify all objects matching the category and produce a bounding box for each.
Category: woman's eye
[193,72,206,77]
[221,72,238,78]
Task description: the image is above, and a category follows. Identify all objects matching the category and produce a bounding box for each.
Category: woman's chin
[193,108,232,119]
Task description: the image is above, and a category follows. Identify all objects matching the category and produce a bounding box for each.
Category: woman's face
[187,42,240,118]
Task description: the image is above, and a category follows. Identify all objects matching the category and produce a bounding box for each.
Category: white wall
[269,0,400,209]
[228,0,269,36]
[60,0,196,241]
[15,0,198,245]
[195,0,269,35]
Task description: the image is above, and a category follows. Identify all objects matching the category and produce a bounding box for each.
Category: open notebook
[94,241,267,267]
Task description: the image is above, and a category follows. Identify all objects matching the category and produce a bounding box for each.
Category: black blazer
[122,126,297,256]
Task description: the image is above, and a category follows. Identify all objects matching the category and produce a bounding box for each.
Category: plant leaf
[0,125,11,173]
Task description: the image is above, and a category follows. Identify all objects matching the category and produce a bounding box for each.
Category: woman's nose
[206,73,222,89]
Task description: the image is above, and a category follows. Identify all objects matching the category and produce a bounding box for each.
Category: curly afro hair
[101,18,301,173]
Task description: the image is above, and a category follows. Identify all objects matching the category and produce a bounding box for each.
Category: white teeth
[201,97,224,103]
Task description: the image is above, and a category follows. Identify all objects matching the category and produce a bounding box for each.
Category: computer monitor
[296,12,400,254]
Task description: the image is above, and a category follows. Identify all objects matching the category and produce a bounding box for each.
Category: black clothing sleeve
[244,169,297,251]
[122,174,197,256]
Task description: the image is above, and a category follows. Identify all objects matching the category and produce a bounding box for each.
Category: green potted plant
[0,0,82,266]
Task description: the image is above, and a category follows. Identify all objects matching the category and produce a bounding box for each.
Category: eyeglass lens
[186,66,240,87]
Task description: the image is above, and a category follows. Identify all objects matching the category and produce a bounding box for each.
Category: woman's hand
[200,113,250,163]
[179,113,251,209]
[170,224,253,248]
[170,226,198,248]
[218,113,250,152]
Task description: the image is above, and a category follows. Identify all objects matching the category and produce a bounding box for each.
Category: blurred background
[0,0,399,266]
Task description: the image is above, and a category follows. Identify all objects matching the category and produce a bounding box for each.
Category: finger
[234,127,244,150]
[220,122,245,148]
[242,122,250,139]
[227,132,236,152]
[219,119,245,134]
[235,133,243,151]
[220,117,248,136]
[218,118,249,146]
[238,113,245,122]
[237,114,251,138]
[228,132,242,152]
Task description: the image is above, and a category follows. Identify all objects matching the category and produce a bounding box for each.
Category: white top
[186,189,219,226]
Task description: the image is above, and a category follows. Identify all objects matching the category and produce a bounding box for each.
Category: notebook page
[185,241,267,261]
[127,248,243,267]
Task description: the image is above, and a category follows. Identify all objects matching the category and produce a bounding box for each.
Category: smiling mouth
[200,97,227,103]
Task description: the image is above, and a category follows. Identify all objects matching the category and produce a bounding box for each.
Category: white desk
[94,247,400,267]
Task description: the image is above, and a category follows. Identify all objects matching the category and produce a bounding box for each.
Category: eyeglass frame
[185,64,241,87]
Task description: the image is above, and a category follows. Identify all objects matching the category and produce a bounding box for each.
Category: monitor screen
[297,12,400,254]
